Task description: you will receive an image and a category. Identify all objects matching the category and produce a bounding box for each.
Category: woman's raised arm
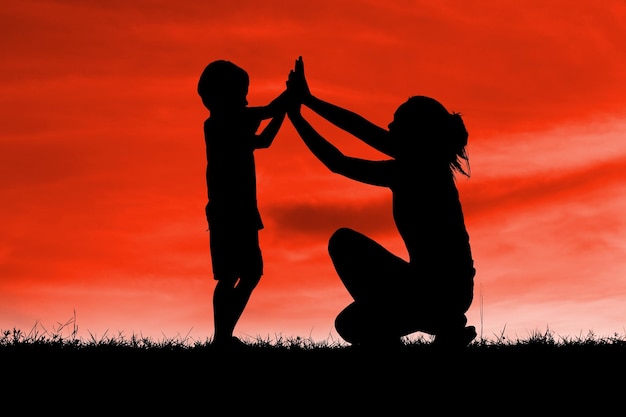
[288,108,393,188]
[305,95,394,156]
[290,57,396,157]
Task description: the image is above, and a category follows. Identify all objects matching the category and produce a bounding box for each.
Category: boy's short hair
[197,60,249,103]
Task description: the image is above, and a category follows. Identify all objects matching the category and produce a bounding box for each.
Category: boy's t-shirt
[204,113,264,232]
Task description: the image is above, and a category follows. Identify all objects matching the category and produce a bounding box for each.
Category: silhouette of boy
[198,60,287,348]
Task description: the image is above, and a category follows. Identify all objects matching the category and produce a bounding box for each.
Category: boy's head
[198,60,249,111]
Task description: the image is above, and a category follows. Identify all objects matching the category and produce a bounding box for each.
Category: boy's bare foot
[212,336,247,350]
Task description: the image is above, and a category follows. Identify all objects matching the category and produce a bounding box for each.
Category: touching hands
[288,56,310,100]
[286,56,310,116]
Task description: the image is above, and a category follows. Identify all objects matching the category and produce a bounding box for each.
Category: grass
[3,314,626,413]
[3,312,626,352]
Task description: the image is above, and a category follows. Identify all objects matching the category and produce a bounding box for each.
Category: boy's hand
[285,85,301,117]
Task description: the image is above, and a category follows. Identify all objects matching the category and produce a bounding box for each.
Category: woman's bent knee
[334,302,377,344]
[334,307,358,344]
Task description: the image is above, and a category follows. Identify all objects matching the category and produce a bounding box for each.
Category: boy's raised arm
[254,110,286,149]
[249,89,290,120]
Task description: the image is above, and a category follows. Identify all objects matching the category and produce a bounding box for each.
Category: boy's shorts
[209,226,263,281]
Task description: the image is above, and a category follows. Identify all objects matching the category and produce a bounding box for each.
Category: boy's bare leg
[212,275,260,346]
[212,280,237,344]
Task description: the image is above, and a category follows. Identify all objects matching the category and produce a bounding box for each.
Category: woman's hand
[287,56,311,102]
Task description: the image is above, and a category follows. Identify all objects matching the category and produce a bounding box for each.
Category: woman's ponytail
[448,112,470,178]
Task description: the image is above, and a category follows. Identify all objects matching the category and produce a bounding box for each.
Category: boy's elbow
[257,135,277,148]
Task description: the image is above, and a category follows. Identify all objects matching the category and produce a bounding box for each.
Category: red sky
[2,0,626,343]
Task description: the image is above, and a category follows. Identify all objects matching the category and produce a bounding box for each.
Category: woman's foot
[350,336,405,351]
[432,326,476,349]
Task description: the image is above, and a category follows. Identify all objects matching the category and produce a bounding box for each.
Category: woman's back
[390,161,473,276]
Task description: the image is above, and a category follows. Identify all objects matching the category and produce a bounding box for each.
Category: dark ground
[4,342,625,414]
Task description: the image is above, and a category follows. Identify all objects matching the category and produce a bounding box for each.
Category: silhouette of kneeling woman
[287,57,476,348]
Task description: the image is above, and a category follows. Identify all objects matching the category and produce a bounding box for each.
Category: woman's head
[389,96,470,177]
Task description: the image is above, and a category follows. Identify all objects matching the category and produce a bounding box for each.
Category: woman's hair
[401,96,470,177]
[447,112,470,177]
